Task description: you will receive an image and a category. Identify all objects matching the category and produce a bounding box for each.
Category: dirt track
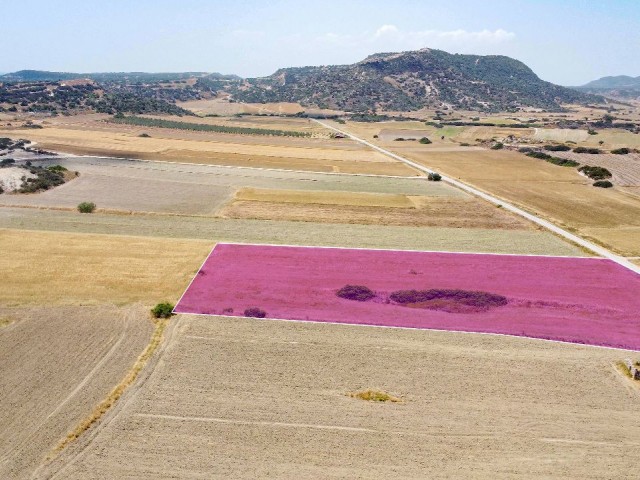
[0,305,153,479]
[42,314,640,479]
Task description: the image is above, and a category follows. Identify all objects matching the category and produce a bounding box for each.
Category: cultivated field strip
[45,315,640,479]
[0,211,586,256]
[0,305,152,479]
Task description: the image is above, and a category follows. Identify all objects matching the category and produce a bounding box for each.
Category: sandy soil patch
[0,167,35,192]
[0,229,211,306]
[0,305,153,479]
[42,314,640,479]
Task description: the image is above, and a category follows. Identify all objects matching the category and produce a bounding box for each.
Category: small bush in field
[244,307,266,318]
[419,137,432,144]
[428,172,442,181]
[151,302,174,318]
[336,285,375,301]
[611,148,630,154]
[77,201,96,213]
[593,180,613,188]
[491,142,504,150]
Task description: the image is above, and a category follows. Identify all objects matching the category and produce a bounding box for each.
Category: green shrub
[77,201,96,213]
[611,148,630,154]
[428,172,442,181]
[394,137,406,141]
[47,164,68,173]
[573,147,601,154]
[244,307,267,318]
[151,302,175,318]
[336,285,375,301]
[593,180,613,188]
[490,142,504,150]
[543,144,571,152]
[578,165,612,180]
[419,137,432,144]
[138,133,151,138]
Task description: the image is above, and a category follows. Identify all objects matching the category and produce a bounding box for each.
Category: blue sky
[1,0,638,85]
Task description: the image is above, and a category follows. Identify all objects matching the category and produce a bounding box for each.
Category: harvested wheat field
[221,188,531,229]
[39,314,640,479]
[0,156,453,214]
[550,151,640,187]
[0,229,211,306]
[0,210,584,256]
[0,120,419,175]
[0,304,153,479]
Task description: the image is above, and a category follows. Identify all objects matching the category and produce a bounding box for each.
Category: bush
[244,307,267,318]
[611,148,630,154]
[428,172,442,181]
[0,158,16,167]
[593,180,613,188]
[543,144,571,151]
[419,137,432,144]
[490,142,504,150]
[47,164,67,173]
[336,285,375,301]
[77,201,96,213]
[573,147,601,154]
[138,133,151,138]
[394,137,406,141]
[587,129,597,135]
[151,302,175,318]
[389,289,507,308]
[578,165,612,180]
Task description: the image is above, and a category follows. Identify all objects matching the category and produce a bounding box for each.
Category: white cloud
[318,26,516,53]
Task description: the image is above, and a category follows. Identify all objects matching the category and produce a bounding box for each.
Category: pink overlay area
[175,244,640,350]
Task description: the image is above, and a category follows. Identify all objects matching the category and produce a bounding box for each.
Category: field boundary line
[172,245,218,315]
[210,241,595,259]
[45,152,424,179]
[174,312,640,353]
[313,119,640,275]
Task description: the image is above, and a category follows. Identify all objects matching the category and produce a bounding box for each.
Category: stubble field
[40,314,640,479]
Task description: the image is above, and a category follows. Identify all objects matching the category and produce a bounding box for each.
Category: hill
[0,70,239,83]
[574,75,640,100]
[229,48,599,112]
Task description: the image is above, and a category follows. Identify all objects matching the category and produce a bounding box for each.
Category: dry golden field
[221,188,531,229]
[0,229,211,306]
[39,314,640,479]
[0,305,153,479]
[337,121,640,256]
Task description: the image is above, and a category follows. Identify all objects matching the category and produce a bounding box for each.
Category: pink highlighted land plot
[175,244,640,350]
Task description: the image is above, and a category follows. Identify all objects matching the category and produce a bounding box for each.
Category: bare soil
[42,314,640,479]
[0,305,153,479]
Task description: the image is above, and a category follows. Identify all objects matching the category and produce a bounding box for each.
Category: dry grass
[234,187,418,208]
[0,316,13,328]
[220,196,532,229]
[0,125,419,176]
[43,314,640,479]
[0,305,153,478]
[334,137,640,256]
[0,229,211,306]
[348,389,402,403]
[53,315,169,453]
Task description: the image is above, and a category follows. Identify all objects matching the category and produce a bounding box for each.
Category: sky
[1,0,638,86]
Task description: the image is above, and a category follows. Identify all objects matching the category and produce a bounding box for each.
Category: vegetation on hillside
[109,115,312,137]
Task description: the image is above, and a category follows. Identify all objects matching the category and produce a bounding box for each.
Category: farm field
[337,122,640,256]
[550,151,640,188]
[0,229,211,306]
[0,305,153,479]
[177,244,640,350]
[177,98,343,117]
[0,157,453,215]
[0,117,419,176]
[220,191,530,229]
[0,210,584,255]
[40,314,640,479]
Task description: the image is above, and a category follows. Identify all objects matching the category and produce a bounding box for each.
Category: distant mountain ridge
[0,70,241,83]
[573,75,640,100]
[229,48,599,112]
[580,75,640,89]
